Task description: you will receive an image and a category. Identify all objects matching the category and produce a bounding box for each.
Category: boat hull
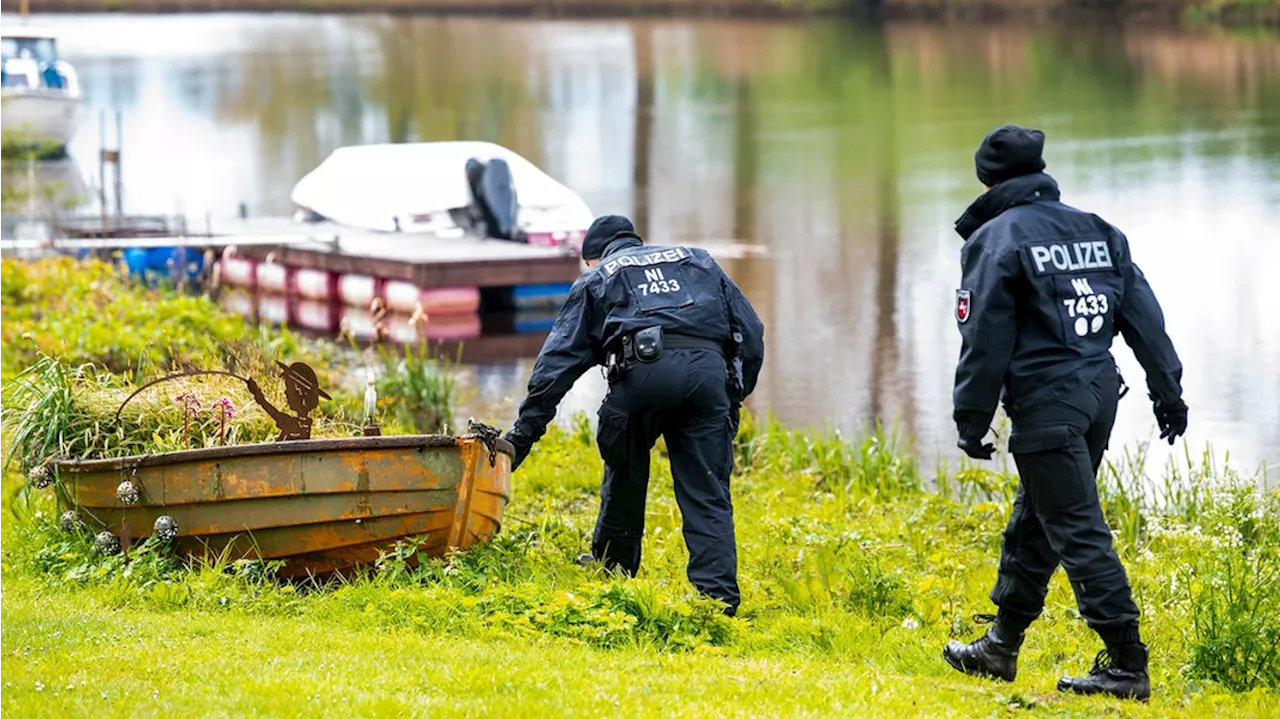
[1,91,83,148]
[53,434,513,579]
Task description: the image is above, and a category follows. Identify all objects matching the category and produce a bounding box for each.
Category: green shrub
[372,340,460,434]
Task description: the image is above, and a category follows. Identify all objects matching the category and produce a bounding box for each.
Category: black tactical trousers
[592,348,740,614]
[993,363,1141,640]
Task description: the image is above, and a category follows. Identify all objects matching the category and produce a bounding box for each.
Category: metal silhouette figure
[114,361,331,442]
[244,362,331,441]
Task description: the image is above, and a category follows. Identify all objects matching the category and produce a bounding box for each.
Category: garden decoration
[113,361,332,442]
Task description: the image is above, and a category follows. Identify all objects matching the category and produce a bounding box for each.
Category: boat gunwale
[51,434,514,473]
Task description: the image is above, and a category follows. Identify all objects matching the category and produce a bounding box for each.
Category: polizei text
[603,248,690,276]
[1028,241,1114,276]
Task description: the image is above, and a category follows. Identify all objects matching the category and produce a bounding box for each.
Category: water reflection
[0,156,92,232]
[13,12,1280,477]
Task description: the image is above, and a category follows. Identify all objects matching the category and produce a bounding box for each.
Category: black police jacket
[951,172,1183,434]
[509,235,766,448]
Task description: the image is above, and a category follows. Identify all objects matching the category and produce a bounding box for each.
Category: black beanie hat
[581,214,641,260]
[975,124,1047,187]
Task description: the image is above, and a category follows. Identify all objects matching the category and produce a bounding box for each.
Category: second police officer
[503,214,765,617]
[942,124,1188,701]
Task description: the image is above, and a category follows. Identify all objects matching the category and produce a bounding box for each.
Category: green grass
[3,256,1279,717]
[4,415,1279,717]
[2,579,1277,719]
[6,578,1277,719]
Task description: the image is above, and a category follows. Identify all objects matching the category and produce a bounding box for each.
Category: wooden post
[632,22,654,236]
[26,155,35,222]
[99,110,107,237]
[114,110,123,216]
[96,111,124,230]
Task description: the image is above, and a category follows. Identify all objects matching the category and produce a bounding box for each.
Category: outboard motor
[465,157,485,201]
[39,62,64,90]
[464,157,522,242]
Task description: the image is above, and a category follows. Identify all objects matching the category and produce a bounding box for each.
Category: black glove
[503,430,532,471]
[955,415,994,460]
[957,435,995,460]
[1153,398,1188,446]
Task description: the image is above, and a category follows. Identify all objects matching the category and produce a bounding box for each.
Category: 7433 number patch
[624,265,694,313]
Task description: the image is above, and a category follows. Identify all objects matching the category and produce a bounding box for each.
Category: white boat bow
[2,24,85,150]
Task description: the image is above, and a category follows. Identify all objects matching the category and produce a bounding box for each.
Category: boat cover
[291,141,591,234]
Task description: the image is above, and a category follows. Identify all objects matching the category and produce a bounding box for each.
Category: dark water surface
[11,13,1280,478]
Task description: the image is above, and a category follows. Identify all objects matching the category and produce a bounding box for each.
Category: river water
[9,13,1280,479]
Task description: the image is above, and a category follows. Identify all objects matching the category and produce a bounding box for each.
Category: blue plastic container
[511,282,572,312]
[121,246,205,285]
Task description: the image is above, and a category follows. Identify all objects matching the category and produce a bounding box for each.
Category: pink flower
[174,392,201,413]
[212,396,236,446]
[174,392,201,449]
[213,397,235,421]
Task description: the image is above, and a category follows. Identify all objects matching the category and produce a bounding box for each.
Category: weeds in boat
[0,353,363,484]
[373,340,462,435]
[333,309,463,436]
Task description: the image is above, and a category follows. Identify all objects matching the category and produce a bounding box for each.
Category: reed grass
[373,340,462,435]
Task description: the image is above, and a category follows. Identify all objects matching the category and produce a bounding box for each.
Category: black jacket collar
[954,172,1061,241]
[599,236,644,259]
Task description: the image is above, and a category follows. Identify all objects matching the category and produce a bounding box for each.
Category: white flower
[901,617,920,630]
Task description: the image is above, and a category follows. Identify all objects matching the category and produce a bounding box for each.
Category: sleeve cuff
[954,409,993,439]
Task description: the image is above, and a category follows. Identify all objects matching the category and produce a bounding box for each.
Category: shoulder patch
[956,289,972,324]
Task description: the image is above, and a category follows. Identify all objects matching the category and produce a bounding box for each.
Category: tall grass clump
[1,353,364,481]
[363,526,737,651]
[372,340,461,434]
[733,411,921,499]
[8,505,300,616]
[1096,441,1223,554]
[1147,469,1280,692]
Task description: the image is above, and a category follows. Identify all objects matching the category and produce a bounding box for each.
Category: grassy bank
[3,257,1280,717]
[3,0,1279,28]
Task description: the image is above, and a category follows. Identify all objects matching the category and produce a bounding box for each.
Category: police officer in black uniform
[942,125,1188,701]
[503,215,765,616]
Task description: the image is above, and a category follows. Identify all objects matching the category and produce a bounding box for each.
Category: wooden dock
[291,320,555,365]
[3,216,582,290]
[207,217,582,291]
[202,218,573,363]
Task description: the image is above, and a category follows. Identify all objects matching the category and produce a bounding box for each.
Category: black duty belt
[662,333,725,354]
[606,331,725,382]
[613,332,724,362]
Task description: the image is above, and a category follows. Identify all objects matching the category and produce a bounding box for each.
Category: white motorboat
[2,25,84,151]
[290,141,593,251]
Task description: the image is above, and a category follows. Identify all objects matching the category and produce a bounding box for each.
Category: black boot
[943,614,1026,682]
[575,553,597,567]
[1057,643,1151,702]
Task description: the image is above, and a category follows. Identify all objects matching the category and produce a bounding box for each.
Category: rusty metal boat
[49,360,513,579]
